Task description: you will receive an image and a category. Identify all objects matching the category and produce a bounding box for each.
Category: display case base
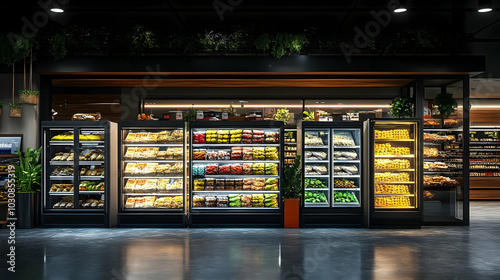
[118,213,186,227]
[189,213,282,228]
[42,213,111,228]
[301,213,364,228]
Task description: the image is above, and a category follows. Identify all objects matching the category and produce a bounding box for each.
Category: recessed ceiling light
[50,8,64,13]
[394,0,407,13]
[478,0,493,12]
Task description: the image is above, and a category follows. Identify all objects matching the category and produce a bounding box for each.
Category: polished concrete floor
[1,202,500,280]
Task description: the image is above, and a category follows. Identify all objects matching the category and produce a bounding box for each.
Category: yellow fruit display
[375,129,410,140]
[375,196,412,208]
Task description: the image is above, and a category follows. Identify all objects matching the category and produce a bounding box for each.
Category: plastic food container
[218,164,231,175]
[193,149,206,160]
[205,178,215,187]
[206,164,218,175]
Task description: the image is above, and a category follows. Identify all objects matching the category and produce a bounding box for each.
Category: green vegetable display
[305,191,327,203]
[305,178,327,189]
[333,191,358,203]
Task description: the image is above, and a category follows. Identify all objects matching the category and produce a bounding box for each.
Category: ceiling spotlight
[50,0,64,13]
[50,8,64,13]
[394,0,407,13]
[478,0,493,12]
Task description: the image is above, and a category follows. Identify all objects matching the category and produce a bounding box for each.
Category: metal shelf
[375,155,415,158]
[332,188,361,191]
[375,206,416,209]
[80,191,105,195]
[304,160,329,163]
[50,161,74,165]
[123,176,183,179]
[192,207,279,210]
[375,181,415,184]
[192,191,279,194]
[333,159,360,162]
[374,139,414,142]
[304,202,329,207]
[80,176,104,180]
[374,193,414,196]
[333,146,360,148]
[304,188,329,191]
[333,203,360,207]
[375,169,415,172]
[304,145,329,148]
[122,193,183,196]
[48,192,74,195]
[192,160,279,163]
[192,144,279,147]
[304,174,329,178]
[50,176,74,180]
[80,141,105,145]
[202,175,279,178]
[122,160,183,163]
[49,141,74,146]
[79,161,105,165]
[333,175,360,178]
[123,143,183,147]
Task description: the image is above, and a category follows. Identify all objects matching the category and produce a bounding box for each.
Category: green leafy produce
[333,191,358,203]
[303,110,315,121]
[305,178,327,189]
[305,191,327,203]
[275,108,290,123]
[390,96,413,118]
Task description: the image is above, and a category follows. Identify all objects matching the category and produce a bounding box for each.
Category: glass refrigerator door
[78,127,106,209]
[45,128,76,210]
[373,121,419,210]
[332,128,361,207]
[191,127,280,209]
[120,127,184,211]
[303,129,330,207]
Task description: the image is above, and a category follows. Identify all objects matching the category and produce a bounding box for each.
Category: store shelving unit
[41,121,117,227]
[365,119,422,228]
[117,121,187,227]
[189,121,284,227]
[469,127,500,200]
[301,122,365,227]
[284,125,298,164]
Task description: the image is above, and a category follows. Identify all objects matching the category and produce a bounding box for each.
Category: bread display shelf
[49,141,75,146]
[50,161,74,165]
[80,176,104,180]
[304,145,329,148]
[48,192,74,195]
[80,141,105,145]
[304,160,329,163]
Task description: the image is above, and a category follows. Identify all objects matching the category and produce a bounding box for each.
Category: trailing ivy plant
[199,30,246,53]
[434,92,458,116]
[0,33,31,66]
[390,96,413,118]
[129,25,157,56]
[271,33,308,59]
[254,33,271,53]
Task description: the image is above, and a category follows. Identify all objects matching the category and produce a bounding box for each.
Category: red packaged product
[193,132,206,144]
[231,164,243,175]
[252,130,264,135]
[243,130,252,134]
[231,147,243,160]
[243,147,253,160]
[206,164,218,175]
[218,164,231,175]
[242,133,253,139]
[252,138,264,144]
[242,138,253,144]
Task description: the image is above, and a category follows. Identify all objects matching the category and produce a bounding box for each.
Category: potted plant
[9,103,22,118]
[275,108,290,123]
[282,154,302,228]
[19,90,39,105]
[390,96,413,118]
[14,147,42,228]
[434,92,458,116]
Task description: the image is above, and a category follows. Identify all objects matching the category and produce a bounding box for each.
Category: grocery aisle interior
[1,201,499,280]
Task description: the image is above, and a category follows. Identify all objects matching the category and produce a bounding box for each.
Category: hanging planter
[9,104,22,118]
[19,90,39,105]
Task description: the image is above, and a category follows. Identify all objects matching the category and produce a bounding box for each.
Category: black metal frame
[41,121,116,228]
[300,121,367,227]
[365,118,423,228]
[188,121,284,227]
[117,121,187,227]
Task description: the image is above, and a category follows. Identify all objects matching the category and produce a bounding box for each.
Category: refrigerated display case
[41,121,117,227]
[117,121,187,227]
[301,122,366,227]
[364,119,422,228]
[469,127,500,200]
[189,121,283,227]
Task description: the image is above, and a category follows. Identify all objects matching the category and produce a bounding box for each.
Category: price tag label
[176,112,183,120]
[196,111,204,120]
[222,112,228,120]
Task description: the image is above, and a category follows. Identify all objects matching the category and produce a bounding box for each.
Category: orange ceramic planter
[284,199,300,228]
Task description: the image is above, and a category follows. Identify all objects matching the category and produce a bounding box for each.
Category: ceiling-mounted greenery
[129,25,157,56]
[434,92,458,116]
[254,33,271,52]
[271,33,308,59]
[390,96,413,118]
[199,29,247,53]
[49,32,67,61]
[0,33,31,66]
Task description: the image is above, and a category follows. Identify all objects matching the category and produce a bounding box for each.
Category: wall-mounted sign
[0,135,22,154]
